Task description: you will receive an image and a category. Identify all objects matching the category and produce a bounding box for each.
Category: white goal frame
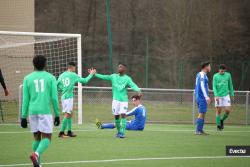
[0,31,83,124]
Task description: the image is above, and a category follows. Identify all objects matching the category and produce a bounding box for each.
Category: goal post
[0,31,83,124]
[77,34,82,124]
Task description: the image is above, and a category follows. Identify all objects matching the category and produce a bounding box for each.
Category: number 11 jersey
[21,71,59,118]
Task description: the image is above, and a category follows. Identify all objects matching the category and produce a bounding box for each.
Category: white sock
[35,152,39,157]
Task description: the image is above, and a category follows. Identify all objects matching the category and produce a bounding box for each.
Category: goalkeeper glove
[21,118,27,128]
[54,117,60,126]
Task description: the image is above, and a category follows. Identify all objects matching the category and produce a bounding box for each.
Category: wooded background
[35,0,250,90]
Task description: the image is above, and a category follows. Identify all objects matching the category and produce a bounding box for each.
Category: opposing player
[0,68,9,96]
[213,64,234,131]
[57,62,96,138]
[95,63,141,138]
[195,61,211,135]
[96,95,146,131]
[21,55,60,167]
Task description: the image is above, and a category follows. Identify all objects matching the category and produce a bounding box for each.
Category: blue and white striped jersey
[195,71,209,101]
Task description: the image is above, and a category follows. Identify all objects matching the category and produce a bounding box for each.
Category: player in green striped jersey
[213,64,234,131]
[21,55,60,167]
[95,63,141,138]
[57,62,96,138]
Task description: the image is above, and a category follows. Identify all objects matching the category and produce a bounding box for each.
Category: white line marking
[0,124,19,126]
[0,129,96,134]
[147,129,250,133]
[1,123,249,129]
[0,156,249,167]
[0,129,250,134]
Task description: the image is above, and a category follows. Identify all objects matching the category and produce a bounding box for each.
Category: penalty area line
[0,156,249,167]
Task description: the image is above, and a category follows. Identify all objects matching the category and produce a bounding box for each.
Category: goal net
[0,31,83,124]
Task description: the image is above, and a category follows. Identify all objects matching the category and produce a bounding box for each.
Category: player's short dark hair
[33,55,46,71]
[200,61,210,69]
[131,95,141,100]
[118,62,127,67]
[219,64,226,70]
[68,62,76,67]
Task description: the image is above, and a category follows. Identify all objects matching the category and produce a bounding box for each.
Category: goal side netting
[0,31,83,124]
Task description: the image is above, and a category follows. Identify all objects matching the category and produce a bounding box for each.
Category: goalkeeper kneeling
[96,95,147,131]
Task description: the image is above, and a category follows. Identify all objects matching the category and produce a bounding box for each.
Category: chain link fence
[1,86,249,125]
[82,87,250,125]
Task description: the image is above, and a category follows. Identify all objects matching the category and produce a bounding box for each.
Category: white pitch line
[0,124,19,126]
[0,156,249,167]
[1,123,249,129]
[0,129,96,134]
[147,129,250,133]
[0,129,250,134]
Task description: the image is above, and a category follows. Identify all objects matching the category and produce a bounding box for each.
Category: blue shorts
[126,122,144,131]
[197,100,207,113]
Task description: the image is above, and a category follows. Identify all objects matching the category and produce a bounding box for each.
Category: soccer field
[0,124,250,167]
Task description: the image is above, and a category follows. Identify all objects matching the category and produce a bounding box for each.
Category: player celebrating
[0,68,9,96]
[57,62,96,138]
[96,95,146,131]
[213,64,234,131]
[95,63,141,138]
[21,55,60,167]
[195,61,211,135]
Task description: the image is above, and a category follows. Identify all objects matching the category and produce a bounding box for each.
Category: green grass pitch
[0,124,250,167]
[0,101,248,124]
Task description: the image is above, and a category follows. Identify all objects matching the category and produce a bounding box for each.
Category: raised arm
[229,74,234,96]
[212,75,218,97]
[21,78,30,118]
[77,68,96,84]
[78,74,94,84]
[128,78,141,92]
[95,73,112,81]
[51,76,59,117]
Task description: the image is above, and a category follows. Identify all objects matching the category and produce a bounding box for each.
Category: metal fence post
[246,91,249,126]
[192,90,196,125]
